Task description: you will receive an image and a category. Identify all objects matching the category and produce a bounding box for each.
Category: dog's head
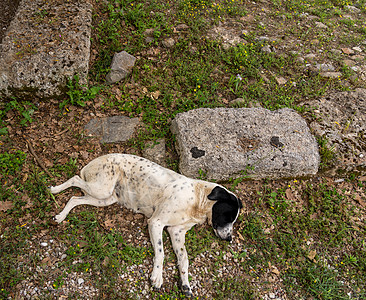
[208,186,243,242]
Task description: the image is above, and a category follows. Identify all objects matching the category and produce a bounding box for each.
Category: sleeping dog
[49,154,242,296]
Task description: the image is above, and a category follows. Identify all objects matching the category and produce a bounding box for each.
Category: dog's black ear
[208,186,228,201]
[208,186,243,209]
[238,198,243,209]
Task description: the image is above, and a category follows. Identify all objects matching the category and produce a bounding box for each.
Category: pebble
[352,46,362,52]
[78,278,85,285]
[316,63,335,72]
[261,45,272,53]
[162,38,175,48]
[342,47,354,55]
[40,242,48,247]
[315,22,327,29]
[320,72,342,79]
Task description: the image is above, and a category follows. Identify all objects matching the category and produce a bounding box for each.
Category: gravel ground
[0,0,20,43]
[14,202,288,299]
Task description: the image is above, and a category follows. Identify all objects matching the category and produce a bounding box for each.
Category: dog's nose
[225,236,232,242]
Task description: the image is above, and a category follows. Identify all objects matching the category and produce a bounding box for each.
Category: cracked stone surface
[85,116,140,143]
[0,0,92,98]
[171,107,320,181]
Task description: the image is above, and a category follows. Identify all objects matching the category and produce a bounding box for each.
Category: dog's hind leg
[54,195,117,223]
[49,175,117,200]
[49,176,88,194]
[167,225,193,297]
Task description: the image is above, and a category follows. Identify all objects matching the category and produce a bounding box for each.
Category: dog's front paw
[181,286,193,297]
[150,269,163,290]
[178,279,193,297]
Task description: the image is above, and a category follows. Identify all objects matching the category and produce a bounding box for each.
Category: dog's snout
[225,236,232,242]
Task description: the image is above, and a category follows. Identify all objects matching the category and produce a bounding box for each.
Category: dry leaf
[307,250,317,261]
[104,219,114,228]
[310,212,318,220]
[271,266,280,275]
[355,194,366,207]
[285,188,296,201]
[151,91,161,100]
[22,194,33,209]
[102,256,110,267]
[237,231,245,241]
[0,201,13,211]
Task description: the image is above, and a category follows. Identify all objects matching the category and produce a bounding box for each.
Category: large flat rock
[171,107,320,181]
[85,116,140,143]
[0,0,92,98]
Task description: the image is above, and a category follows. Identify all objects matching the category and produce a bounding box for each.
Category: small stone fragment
[106,51,137,84]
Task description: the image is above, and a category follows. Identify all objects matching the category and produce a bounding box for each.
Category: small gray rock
[315,21,327,29]
[345,5,361,13]
[230,98,246,106]
[261,45,272,53]
[320,72,342,79]
[106,51,136,84]
[162,38,175,48]
[176,24,189,31]
[316,63,335,72]
[142,138,167,167]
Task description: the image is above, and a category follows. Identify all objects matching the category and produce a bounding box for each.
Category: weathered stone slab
[307,88,366,174]
[85,116,140,143]
[106,51,137,84]
[171,107,320,181]
[0,0,92,98]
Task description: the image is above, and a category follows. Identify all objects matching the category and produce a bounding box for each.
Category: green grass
[238,181,366,299]
[86,0,362,148]
[0,98,35,134]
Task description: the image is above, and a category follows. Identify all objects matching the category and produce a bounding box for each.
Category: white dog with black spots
[49,154,242,297]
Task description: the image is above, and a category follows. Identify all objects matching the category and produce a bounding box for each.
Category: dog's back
[80,154,187,217]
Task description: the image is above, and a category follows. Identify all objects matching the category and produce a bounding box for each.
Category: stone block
[171,107,320,181]
[0,0,92,98]
[85,116,139,143]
